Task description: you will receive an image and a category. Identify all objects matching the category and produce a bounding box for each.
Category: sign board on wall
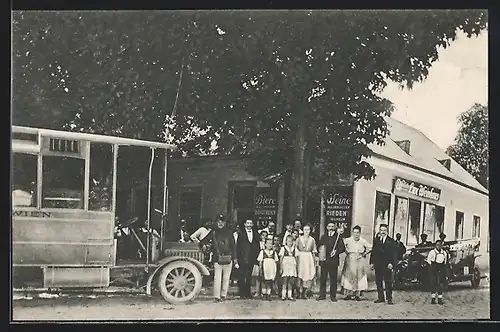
[254,187,278,228]
[392,177,441,201]
[324,185,354,236]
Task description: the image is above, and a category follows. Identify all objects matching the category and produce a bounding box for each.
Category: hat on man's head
[216,214,225,221]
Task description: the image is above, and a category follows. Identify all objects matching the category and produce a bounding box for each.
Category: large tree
[446,103,489,189]
[12,10,487,219]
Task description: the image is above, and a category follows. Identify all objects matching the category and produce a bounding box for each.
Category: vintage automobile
[394,238,482,290]
[12,125,209,304]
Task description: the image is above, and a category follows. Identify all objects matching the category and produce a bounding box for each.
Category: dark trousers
[375,266,393,301]
[238,262,253,297]
[430,263,447,294]
[319,261,339,298]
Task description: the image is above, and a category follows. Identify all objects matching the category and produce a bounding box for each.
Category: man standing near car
[236,219,260,299]
[370,224,398,305]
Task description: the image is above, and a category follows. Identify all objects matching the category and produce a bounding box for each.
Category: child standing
[427,239,449,305]
[253,230,268,297]
[273,235,282,296]
[279,235,297,301]
[257,237,279,301]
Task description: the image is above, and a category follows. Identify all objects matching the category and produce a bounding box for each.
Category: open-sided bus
[11,126,209,304]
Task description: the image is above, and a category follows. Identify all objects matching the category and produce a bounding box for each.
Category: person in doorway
[190,218,213,243]
[317,223,346,302]
[257,237,279,301]
[395,233,407,262]
[235,219,260,299]
[416,233,432,247]
[176,219,190,243]
[341,225,370,300]
[295,224,318,299]
[282,223,294,245]
[207,216,238,302]
[370,224,398,305]
[279,235,297,301]
[427,239,449,305]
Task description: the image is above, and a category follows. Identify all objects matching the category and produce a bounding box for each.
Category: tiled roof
[368,117,488,195]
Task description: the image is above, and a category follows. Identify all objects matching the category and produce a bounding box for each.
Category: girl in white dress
[253,230,268,297]
[295,225,318,299]
[257,237,279,300]
[279,235,297,301]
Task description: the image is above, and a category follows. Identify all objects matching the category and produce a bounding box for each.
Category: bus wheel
[158,260,203,304]
[471,267,481,288]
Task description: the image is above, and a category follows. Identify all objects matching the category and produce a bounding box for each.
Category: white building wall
[353,156,489,253]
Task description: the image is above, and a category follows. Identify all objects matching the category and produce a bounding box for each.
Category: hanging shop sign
[324,185,354,236]
[393,177,441,201]
[254,187,278,228]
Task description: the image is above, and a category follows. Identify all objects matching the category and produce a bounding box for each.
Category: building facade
[167,117,489,253]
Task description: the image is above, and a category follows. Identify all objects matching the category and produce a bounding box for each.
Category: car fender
[145,256,210,295]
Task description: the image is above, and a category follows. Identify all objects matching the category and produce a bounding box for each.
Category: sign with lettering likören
[254,187,278,228]
[392,177,441,201]
[324,186,354,236]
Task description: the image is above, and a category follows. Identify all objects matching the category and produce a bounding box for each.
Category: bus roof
[12,126,177,150]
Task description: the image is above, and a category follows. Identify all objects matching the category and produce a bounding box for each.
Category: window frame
[392,195,409,244]
[11,152,39,209]
[178,185,204,232]
[472,215,481,238]
[455,210,465,240]
[407,198,422,247]
[422,203,445,243]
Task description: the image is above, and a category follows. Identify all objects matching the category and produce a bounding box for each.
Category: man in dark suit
[317,223,346,302]
[236,219,260,299]
[370,224,398,305]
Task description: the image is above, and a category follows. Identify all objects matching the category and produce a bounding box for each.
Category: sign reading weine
[393,177,441,201]
[254,187,278,228]
[324,186,354,236]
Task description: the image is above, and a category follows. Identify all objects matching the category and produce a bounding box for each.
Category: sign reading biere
[324,185,354,236]
[254,187,278,228]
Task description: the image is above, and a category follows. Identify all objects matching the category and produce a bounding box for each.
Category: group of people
[189,214,450,305]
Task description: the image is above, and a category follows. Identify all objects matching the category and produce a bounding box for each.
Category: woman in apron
[295,225,318,299]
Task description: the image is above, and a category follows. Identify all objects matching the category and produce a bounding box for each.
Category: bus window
[12,153,38,207]
[42,156,85,209]
[89,143,113,211]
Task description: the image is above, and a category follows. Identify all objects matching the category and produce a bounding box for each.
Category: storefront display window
[373,191,391,239]
[393,196,409,244]
[407,200,421,246]
[423,204,444,242]
[12,153,38,207]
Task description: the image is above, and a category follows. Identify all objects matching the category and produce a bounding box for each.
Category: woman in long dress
[341,225,370,300]
[295,225,318,299]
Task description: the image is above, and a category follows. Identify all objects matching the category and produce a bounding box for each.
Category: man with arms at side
[317,223,346,302]
[370,224,398,305]
[236,219,260,299]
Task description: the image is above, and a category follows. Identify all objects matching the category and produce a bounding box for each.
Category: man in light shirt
[190,218,213,243]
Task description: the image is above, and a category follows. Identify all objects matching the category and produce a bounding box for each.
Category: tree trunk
[288,112,308,221]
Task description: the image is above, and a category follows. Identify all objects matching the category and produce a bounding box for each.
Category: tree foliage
[446,103,488,189]
[12,10,488,213]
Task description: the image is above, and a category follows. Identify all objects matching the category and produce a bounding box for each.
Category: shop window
[373,191,391,238]
[392,196,408,244]
[407,200,422,246]
[423,204,445,242]
[12,153,38,207]
[179,187,202,233]
[42,156,85,209]
[455,211,464,240]
[472,215,481,238]
[89,143,114,211]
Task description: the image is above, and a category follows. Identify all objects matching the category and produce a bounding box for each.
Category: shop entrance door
[228,181,256,229]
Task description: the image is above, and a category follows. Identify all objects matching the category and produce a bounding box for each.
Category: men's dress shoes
[330,297,337,302]
[387,300,394,305]
[374,299,385,303]
[317,295,326,301]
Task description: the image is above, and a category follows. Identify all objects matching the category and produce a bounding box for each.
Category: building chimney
[395,140,411,155]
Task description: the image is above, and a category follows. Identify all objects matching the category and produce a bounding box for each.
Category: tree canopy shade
[446,103,489,189]
[12,10,488,219]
